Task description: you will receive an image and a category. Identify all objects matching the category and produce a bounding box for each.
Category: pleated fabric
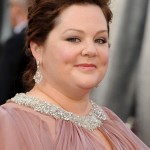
[0,102,149,150]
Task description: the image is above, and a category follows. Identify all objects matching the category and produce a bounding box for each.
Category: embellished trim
[10,93,107,131]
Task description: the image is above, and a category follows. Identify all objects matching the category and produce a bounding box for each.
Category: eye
[95,38,107,44]
[66,37,80,43]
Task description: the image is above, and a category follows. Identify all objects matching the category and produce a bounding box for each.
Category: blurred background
[0,0,150,147]
[0,0,11,44]
[0,0,29,104]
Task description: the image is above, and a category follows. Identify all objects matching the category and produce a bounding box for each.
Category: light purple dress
[0,93,149,150]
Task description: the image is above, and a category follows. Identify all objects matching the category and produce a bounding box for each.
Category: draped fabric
[0,101,149,150]
[91,0,150,146]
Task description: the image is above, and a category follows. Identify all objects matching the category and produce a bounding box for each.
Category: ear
[30,41,42,62]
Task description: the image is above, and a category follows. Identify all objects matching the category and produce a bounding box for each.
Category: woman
[0,0,149,149]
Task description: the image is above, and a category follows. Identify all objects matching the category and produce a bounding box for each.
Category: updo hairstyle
[23,0,113,90]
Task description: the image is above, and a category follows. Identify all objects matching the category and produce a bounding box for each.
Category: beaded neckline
[10,93,107,131]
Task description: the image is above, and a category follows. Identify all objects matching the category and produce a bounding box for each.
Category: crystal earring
[33,60,43,84]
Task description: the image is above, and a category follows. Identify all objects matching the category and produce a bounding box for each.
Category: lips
[75,64,96,67]
[75,64,96,71]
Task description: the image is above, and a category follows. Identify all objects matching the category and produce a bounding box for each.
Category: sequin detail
[10,93,107,131]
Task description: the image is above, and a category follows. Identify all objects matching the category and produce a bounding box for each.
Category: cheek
[99,48,109,65]
[62,53,75,64]
[58,48,78,64]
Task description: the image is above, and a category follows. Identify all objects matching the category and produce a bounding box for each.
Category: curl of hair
[24,0,113,90]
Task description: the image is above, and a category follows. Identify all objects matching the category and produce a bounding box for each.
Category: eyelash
[66,37,107,44]
[95,38,107,44]
[66,37,80,43]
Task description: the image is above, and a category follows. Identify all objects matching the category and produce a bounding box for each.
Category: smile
[75,64,96,71]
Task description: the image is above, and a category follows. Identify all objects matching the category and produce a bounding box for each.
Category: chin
[79,82,99,90]
[74,76,102,90]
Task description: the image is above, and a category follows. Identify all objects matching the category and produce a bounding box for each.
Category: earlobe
[30,41,41,60]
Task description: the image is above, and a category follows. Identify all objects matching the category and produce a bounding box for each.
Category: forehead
[55,4,107,30]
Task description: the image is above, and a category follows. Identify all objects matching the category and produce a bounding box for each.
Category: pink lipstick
[75,64,96,71]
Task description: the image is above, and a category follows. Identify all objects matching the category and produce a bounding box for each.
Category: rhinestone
[10,93,107,131]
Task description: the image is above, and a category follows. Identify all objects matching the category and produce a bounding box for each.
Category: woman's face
[33,4,109,94]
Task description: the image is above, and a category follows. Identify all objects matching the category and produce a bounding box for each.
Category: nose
[81,41,97,57]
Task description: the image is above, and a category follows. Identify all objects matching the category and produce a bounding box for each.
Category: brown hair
[23,0,113,90]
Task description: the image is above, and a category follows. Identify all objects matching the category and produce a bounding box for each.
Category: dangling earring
[33,60,43,84]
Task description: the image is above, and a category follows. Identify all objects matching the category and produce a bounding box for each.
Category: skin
[30,4,109,113]
[29,4,112,149]
[9,1,27,28]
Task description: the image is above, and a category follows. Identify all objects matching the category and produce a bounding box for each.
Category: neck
[29,84,91,115]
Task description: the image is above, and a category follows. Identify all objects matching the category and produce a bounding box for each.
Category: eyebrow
[62,28,108,34]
